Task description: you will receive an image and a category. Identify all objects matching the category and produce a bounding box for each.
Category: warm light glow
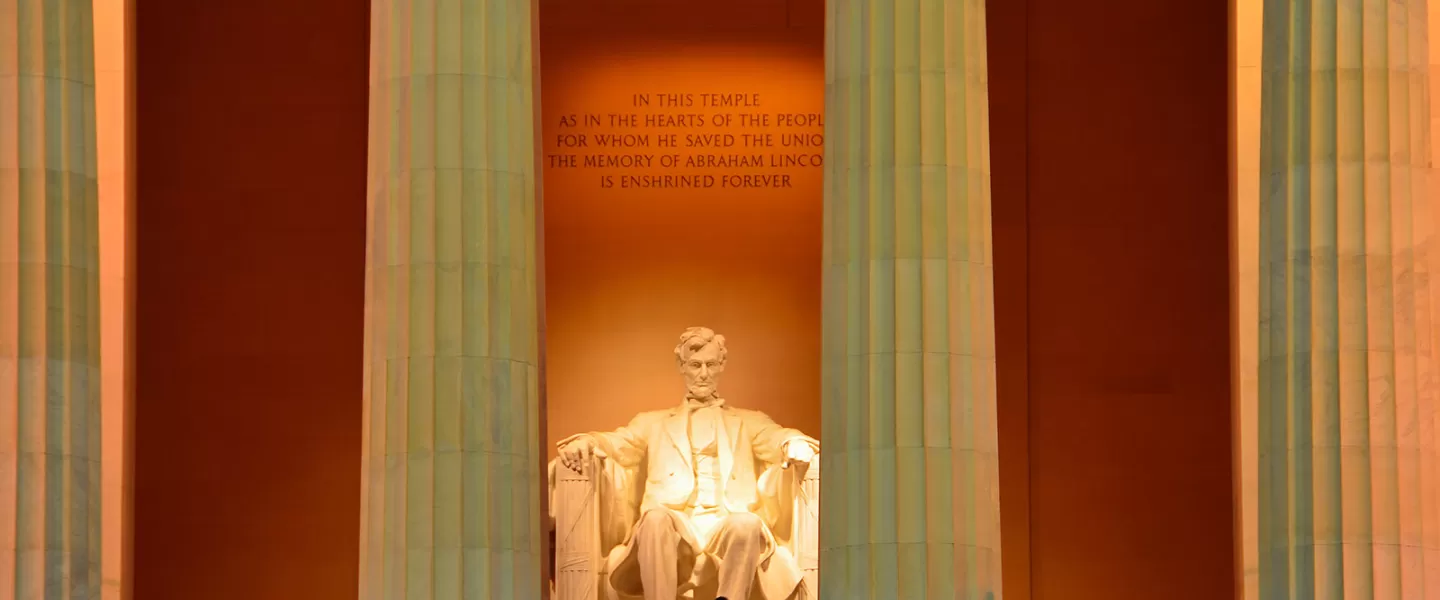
[94,0,131,597]
[1233,0,1260,597]
[539,12,825,456]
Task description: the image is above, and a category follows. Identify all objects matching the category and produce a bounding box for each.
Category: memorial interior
[130,0,1233,595]
[6,0,1435,598]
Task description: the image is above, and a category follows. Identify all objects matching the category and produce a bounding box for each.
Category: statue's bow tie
[685,396,725,409]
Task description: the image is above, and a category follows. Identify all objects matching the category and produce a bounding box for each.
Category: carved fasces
[794,457,820,599]
[550,457,600,600]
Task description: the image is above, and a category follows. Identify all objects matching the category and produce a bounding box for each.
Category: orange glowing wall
[132,0,369,597]
[540,0,827,451]
[1021,0,1235,596]
[94,0,133,597]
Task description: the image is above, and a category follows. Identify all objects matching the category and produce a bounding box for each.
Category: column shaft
[360,0,542,598]
[820,0,1002,597]
[0,0,103,598]
[1257,0,1436,597]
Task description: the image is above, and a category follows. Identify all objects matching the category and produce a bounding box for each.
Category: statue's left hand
[781,439,818,468]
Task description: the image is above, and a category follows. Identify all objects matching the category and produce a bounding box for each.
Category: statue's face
[680,342,725,399]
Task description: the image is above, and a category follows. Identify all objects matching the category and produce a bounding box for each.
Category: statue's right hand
[559,436,602,473]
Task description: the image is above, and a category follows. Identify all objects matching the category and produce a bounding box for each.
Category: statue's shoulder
[724,406,772,420]
[627,409,672,426]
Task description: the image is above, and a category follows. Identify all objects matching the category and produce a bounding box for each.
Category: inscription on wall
[545,92,824,189]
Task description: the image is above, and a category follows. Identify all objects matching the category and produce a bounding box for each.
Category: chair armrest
[792,455,820,598]
[549,458,601,600]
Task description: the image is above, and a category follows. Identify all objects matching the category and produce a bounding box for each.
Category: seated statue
[552,327,819,600]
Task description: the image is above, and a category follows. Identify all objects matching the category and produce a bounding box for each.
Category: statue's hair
[674,326,727,365]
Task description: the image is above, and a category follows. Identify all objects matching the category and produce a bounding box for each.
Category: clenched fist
[559,435,606,473]
[781,439,817,468]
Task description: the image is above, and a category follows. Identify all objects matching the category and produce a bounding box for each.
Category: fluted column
[1256,0,1436,597]
[0,0,104,598]
[820,0,1001,597]
[360,0,542,598]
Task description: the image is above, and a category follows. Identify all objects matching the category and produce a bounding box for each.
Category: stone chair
[548,454,820,600]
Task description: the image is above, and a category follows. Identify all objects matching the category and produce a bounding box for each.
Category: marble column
[0,0,104,598]
[1256,0,1438,597]
[820,0,1001,598]
[359,0,542,598]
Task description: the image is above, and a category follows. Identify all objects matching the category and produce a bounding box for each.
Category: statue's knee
[634,510,681,550]
[726,513,764,538]
[637,509,674,533]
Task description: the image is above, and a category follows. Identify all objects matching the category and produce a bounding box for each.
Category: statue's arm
[556,412,652,468]
[748,411,818,464]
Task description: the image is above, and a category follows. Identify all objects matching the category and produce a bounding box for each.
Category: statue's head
[674,326,727,400]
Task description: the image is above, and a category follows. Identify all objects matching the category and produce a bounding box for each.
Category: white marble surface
[551,328,819,600]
